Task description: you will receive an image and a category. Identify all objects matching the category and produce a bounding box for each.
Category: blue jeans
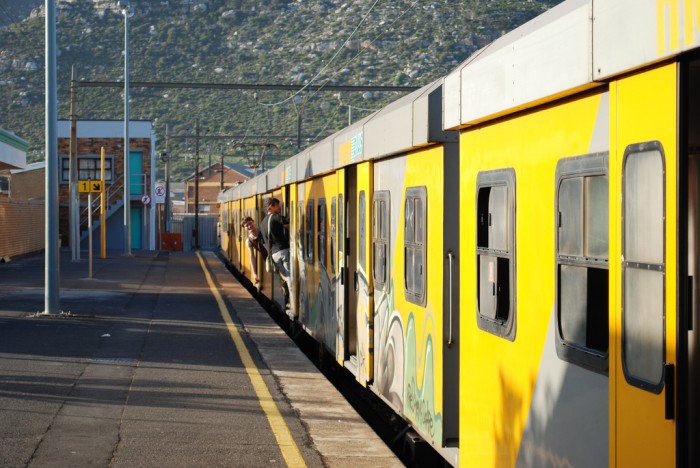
[271,248,290,281]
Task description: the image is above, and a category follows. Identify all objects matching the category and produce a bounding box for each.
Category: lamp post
[44,0,59,314]
[118,0,131,255]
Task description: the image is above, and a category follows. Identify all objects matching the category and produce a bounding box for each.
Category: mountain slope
[0,0,563,180]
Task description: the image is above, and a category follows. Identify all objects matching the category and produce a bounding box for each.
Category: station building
[57,120,157,251]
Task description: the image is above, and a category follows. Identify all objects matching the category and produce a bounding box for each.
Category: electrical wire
[304,0,421,103]
[257,0,382,108]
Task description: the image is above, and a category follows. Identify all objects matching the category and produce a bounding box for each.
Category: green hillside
[0,0,562,180]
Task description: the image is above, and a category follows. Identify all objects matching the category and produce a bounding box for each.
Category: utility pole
[297,113,301,149]
[44,0,59,315]
[219,150,225,191]
[193,118,200,250]
[119,0,132,256]
[69,65,79,261]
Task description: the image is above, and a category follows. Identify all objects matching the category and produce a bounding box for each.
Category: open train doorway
[683,56,700,468]
[345,166,359,376]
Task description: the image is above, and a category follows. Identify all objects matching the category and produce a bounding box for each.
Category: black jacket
[260,213,289,254]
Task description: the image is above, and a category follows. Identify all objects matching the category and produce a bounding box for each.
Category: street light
[44,0,59,314]
[118,0,132,255]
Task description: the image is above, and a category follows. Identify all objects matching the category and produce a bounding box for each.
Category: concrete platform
[0,249,401,467]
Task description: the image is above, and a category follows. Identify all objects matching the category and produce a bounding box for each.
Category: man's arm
[280,214,290,228]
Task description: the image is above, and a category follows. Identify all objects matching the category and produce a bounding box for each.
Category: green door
[129,151,143,196]
[131,206,142,249]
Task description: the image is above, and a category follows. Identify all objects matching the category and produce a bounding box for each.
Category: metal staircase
[79,174,124,241]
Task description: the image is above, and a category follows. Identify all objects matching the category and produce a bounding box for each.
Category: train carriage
[443,0,700,466]
[219,0,700,465]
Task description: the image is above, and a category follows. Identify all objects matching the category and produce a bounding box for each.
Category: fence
[0,199,45,259]
[171,213,219,251]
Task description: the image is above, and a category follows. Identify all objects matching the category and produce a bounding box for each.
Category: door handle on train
[354,271,358,292]
[665,363,675,420]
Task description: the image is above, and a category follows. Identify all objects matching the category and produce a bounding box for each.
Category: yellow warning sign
[78,180,103,193]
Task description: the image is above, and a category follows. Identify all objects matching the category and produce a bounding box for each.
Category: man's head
[266,197,281,214]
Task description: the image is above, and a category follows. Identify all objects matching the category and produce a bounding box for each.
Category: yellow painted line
[196,252,306,468]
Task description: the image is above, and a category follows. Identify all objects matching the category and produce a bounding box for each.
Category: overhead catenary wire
[303,0,422,104]
[256,0,382,108]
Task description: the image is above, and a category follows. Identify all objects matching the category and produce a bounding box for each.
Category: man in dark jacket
[260,197,290,305]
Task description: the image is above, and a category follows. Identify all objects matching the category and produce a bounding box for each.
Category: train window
[404,186,426,306]
[306,200,314,264]
[373,191,390,288]
[555,153,609,374]
[318,199,327,270]
[298,201,304,261]
[622,142,665,393]
[476,169,516,341]
[235,210,240,240]
[331,197,336,274]
[359,191,366,271]
[222,207,229,234]
[338,194,344,258]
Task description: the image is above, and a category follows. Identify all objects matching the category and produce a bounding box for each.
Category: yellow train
[220,0,700,465]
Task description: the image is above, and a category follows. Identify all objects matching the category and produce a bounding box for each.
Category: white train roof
[444,0,700,129]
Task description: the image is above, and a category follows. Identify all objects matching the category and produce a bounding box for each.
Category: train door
[235,201,243,271]
[242,196,257,286]
[289,183,299,319]
[611,62,677,467]
[355,161,374,385]
[345,168,359,376]
[682,57,700,468]
[297,184,308,326]
[335,169,346,364]
[270,189,286,310]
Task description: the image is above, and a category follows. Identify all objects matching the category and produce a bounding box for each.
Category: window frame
[404,186,427,306]
[60,155,114,184]
[476,168,516,341]
[306,200,315,265]
[298,200,305,261]
[359,191,366,271]
[372,191,390,289]
[621,141,666,394]
[331,197,337,274]
[554,153,609,374]
[318,198,327,270]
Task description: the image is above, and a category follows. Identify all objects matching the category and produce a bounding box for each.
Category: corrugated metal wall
[171,214,219,251]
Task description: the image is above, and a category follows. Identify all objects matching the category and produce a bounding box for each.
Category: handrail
[79,173,124,229]
[78,173,150,231]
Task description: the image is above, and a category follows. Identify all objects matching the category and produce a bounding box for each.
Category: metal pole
[44,0,59,314]
[164,124,171,233]
[120,0,131,256]
[220,152,224,191]
[100,147,106,259]
[194,118,200,250]
[88,192,93,279]
[69,65,79,261]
